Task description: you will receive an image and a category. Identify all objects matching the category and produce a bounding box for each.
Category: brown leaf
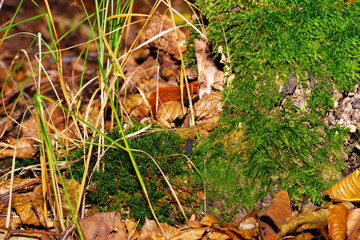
[168,227,209,240]
[59,179,82,217]
[140,12,187,59]
[0,178,40,203]
[124,219,139,240]
[294,231,319,240]
[139,217,181,240]
[0,211,22,229]
[0,137,38,159]
[324,169,360,202]
[210,223,259,240]
[327,204,348,240]
[259,190,292,239]
[195,38,222,98]
[120,94,144,114]
[200,214,220,226]
[194,92,222,121]
[279,208,328,237]
[12,184,46,227]
[347,208,360,240]
[156,101,186,128]
[79,212,127,240]
[230,209,259,231]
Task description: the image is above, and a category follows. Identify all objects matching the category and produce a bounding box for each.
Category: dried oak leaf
[324,169,360,202]
[194,91,222,121]
[327,204,348,240]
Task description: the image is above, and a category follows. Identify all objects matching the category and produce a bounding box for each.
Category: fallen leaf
[156,101,186,128]
[0,137,38,159]
[169,227,208,240]
[327,204,348,240]
[279,208,328,237]
[79,212,127,240]
[148,82,198,119]
[195,38,222,98]
[139,217,181,240]
[194,92,222,121]
[120,93,144,114]
[59,178,82,217]
[140,12,187,59]
[324,169,360,202]
[347,208,360,240]
[259,190,292,240]
[12,184,46,227]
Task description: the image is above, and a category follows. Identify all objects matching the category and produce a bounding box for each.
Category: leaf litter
[1,0,360,239]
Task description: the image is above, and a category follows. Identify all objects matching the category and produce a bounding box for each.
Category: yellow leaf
[324,169,360,202]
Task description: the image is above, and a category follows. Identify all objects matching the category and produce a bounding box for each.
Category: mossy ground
[191,0,360,221]
[70,123,202,226]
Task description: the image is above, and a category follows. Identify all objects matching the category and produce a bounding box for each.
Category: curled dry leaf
[279,208,328,237]
[260,190,292,240]
[194,92,222,121]
[327,204,348,240]
[324,169,360,202]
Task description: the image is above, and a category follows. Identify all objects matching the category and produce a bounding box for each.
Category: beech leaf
[327,204,348,240]
[324,169,360,202]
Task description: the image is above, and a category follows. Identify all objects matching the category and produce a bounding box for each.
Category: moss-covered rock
[192,0,360,220]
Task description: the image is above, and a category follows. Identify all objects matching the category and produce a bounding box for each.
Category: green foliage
[192,0,359,220]
[72,123,201,226]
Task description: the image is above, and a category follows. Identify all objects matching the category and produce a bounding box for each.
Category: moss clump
[71,123,201,226]
[192,0,360,220]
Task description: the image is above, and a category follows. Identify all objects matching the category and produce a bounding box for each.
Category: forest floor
[0,0,360,239]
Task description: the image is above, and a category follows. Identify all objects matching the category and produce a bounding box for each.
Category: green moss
[192,0,359,220]
[71,123,202,226]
